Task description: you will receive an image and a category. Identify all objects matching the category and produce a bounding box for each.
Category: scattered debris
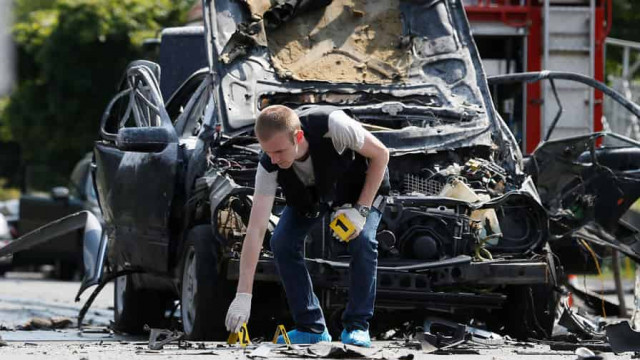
[467,325,504,346]
[248,344,273,359]
[18,317,73,330]
[546,340,612,353]
[605,321,640,353]
[280,342,414,359]
[79,326,111,334]
[575,346,603,360]
[418,317,503,353]
[135,350,218,356]
[144,325,184,351]
[421,317,466,352]
[557,300,606,340]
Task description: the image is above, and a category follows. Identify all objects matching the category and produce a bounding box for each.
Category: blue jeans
[270,205,381,333]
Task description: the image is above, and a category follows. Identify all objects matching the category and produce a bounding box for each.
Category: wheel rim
[181,247,197,334]
[115,269,126,318]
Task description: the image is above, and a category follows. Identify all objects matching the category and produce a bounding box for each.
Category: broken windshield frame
[487,71,640,142]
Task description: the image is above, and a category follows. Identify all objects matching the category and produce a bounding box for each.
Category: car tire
[180,225,230,340]
[112,269,170,334]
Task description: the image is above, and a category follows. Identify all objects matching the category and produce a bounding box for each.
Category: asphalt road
[0,272,637,359]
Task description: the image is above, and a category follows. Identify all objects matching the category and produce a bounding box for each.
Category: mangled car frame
[3,0,640,341]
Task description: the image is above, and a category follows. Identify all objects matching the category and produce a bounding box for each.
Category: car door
[94,61,180,273]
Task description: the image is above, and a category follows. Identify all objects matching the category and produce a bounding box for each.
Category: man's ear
[295,130,304,144]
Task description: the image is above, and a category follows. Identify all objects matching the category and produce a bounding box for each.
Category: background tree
[606,0,640,79]
[0,0,196,190]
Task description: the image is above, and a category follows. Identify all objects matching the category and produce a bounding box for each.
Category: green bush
[1,0,195,190]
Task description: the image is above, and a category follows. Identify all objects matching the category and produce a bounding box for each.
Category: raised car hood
[203,0,501,145]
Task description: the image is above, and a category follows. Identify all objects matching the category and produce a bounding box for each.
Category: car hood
[203,0,503,149]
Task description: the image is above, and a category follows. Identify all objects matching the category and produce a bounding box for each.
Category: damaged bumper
[225,256,551,311]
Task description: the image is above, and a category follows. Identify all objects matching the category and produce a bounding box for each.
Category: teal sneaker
[341,329,371,348]
[276,328,332,344]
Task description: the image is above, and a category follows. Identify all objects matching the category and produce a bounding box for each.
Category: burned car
[2,0,640,342]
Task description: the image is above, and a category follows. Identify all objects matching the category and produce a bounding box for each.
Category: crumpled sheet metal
[605,321,640,353]
[279,342,414,359]
[144,325,184,351]
[557,299,605,340]
[418,317,503,354]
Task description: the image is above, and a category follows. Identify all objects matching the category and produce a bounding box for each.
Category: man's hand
[225,293,252,333]
[331,205,366,241]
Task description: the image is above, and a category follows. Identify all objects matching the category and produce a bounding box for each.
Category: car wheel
[180,225,230,340]
[112,268,170,334]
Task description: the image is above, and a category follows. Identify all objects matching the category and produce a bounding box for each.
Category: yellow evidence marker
[227,323,251,346]
[329,213,356,242]
[272,324,291,345]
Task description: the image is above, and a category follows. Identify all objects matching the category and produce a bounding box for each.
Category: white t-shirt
[254,110,367,196]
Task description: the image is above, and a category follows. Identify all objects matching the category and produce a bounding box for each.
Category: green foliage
[0,98,10,142]
[0,179,20,201]
[13,0,57,22]
[607,0,640,80]
[610,0,640,43]
[1,0,196,190]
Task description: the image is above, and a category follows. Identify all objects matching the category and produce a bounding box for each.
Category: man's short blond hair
[255,105,300,142]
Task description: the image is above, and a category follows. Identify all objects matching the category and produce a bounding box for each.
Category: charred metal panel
[532,134,640,234]
[206,0,501,146]
[94,142,179,272]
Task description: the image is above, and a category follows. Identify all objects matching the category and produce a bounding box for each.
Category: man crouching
[225,105,389,347]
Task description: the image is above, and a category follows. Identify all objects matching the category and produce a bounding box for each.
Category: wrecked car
[2,0,640,342]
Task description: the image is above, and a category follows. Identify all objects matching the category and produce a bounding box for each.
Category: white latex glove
[225,293,252,333]
[331,204,367,241]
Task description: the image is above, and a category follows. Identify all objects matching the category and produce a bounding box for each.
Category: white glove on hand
[331,205,367,241]
[225,293,252,333]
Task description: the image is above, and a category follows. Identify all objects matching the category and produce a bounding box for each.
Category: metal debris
[575,346,603,360]
[546,340,612,353]
[248,344,273,358]
[144,325,184,350]
[557,300,606,340]
[18,317,73,330]
[467,326,504,346]
[421,317,466,351]
[418,316,503,353]
[280,342,414,359]
[605,321,640,353]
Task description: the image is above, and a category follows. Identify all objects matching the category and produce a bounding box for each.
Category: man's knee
[350,233,378,256]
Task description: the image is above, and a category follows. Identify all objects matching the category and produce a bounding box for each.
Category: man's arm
[355,132,389,208]
[225,192,274,332]
[237,193,275,293]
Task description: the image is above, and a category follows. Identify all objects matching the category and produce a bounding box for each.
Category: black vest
[259,106,389,216]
